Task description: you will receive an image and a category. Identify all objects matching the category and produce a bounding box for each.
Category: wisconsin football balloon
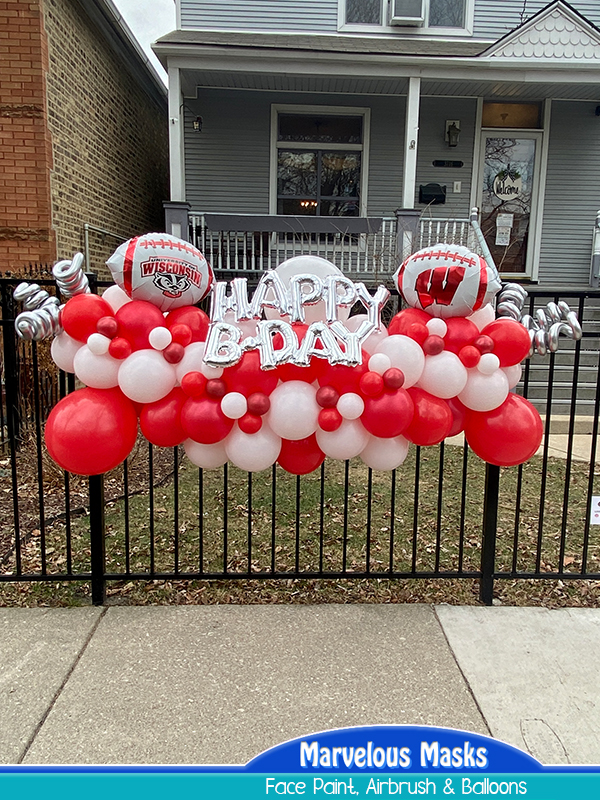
[394,244,501,319]
[106,233,214,312]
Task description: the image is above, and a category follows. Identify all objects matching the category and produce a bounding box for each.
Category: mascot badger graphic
[107,233,214,312]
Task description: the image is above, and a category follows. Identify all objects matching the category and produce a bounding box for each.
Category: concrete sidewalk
[0,605,598,767]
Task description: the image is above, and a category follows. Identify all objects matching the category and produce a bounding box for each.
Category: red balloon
[165,306,210,343]
[139,388,187,448]
[181,371,207,397]
[404,388,452,446]
[319,353,369,394]
[170,323,193,347]
[361,389,414,438]
[464,394,543,467]
[61,294,114,343]
[481,319,531,367]
[247,392,270,416]
[223,350,279,397]
[180,397,234,444]
[443,317,479,354]
[163,343,185,364]
[108,337,132,360]
[423,335,444,355]
[447,397,468,437]
[316,386,339,408]
[318,408,343,432]
[383,368,404,390]
[115,300,166,351]
[238,413,262,434]
[278,434,325,475]
[45,387,137,475]
[458,345,480,369]
[276,323,328,383]
[388,307,431,337]
[358,371,384,398]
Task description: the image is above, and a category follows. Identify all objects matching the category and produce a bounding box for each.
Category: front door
[477,131,542,277]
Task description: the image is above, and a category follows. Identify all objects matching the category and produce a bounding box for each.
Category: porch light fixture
[445,120,461,147]
[193,116,203,132]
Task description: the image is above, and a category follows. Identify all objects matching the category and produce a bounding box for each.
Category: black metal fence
[1,276,600,607]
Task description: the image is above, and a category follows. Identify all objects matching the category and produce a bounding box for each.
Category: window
[340,0,472,33]
[274,111,367,217]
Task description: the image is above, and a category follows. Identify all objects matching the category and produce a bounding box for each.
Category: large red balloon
[180,396,233,444]
[45,387,138,475]
[361,389,414,438]
[481,318,531,367]
[139,388,187,447]
[404,388,452,446]
[61,294,114,343]
[165,306,210,343]
[388,307,431,337]
[278,434,325,475]
[276,323,329,383]
[464,393,543,467]
[318,353,369,394]
[115,300,166,351]
[443,317,479,355]
[223,350,279,397]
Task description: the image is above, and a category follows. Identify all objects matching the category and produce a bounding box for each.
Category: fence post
[89,473,106,605]
[1,283,22,446]
[479,462,500,606]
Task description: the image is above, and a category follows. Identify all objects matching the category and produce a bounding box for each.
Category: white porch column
[168,66,185,202]
[402,76,421,209]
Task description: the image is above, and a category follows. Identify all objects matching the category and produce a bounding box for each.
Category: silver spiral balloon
[52,252,89,298]
[496,282,582,357]
[13,282,63,341]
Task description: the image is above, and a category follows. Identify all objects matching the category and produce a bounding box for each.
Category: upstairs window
[341,0,471,33]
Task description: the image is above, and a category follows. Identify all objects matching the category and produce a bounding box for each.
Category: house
[154,0,600,286]
[1,0,169,275]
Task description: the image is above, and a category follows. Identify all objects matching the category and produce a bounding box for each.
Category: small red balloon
[238,413,262,434]
[96,316,119,339]
[170,324,193,347]
[181,371,207,397]
[481,318,531,367]
[458,345,481,369]
[383,368,404,390]
[61,294,114,343]
[181,397,234,444]
[388,307,431,337]
[205,379,227,399]
[165,306,210,343]
[316,385,340,408]
[359,371,384,398]
[278,434,325,475]
[404,388,452,446]
[163,343,185,364]
[115,300,166,351]
[247,392,270,416]
[464,394,543,467]
[139,388,187,448]
[224,350,279,397]
[108,337,132,360]
[423,335,445,355]
[318,408,343,432]
[361,389,414,438]
[443,317,479,354]
[474,335,495,354]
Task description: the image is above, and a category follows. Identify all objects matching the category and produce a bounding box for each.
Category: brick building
[1,0,168,274]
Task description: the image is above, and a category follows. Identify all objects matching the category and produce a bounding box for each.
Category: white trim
[468,96,483,212]
[402,76,421,209]
[175,0,181,30]
[168,66,185,201]
[337,0,474,37]
[269,104,371,217]
[476,128,544,280]
[530,99,552,283]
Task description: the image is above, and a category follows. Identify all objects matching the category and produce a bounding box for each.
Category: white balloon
[375,335,425,388]
[221,392,248,420]
[458,368,509,412]
[226,424,281,472]
[360,435,410,470]
[101,284,131,312]
[265,255,348,324]
[184,438,228,470]
[368,353,392,376]
[73,346,120,389]
[267,381,319,440]
[345,314,388,355]
[337,392,364,420]
[503,363,523,389]
[51,331,82,373]
[418,351,468,399]
[316,419,370,460]
[477,353,501,375]
[176,341,223,383]
[148,326,173,351]
[467,303,496,331]
[86,333,110,356]
[426,318,447,337]
[118,350,177,403]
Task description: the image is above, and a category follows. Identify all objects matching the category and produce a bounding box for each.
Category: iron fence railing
[1,276,599,606]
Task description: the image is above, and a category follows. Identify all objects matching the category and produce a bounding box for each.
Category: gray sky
[112,0,176,83]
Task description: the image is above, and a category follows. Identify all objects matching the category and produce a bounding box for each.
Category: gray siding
[181,0,338,32]
[184,89,405,217]
[538,101,600,286]
[415,97,477,218]
[474,0,600,41]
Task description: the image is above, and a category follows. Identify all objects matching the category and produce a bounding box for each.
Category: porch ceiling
[180,69,600,103]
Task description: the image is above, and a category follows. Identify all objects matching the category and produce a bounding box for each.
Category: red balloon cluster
[45,292,542,475]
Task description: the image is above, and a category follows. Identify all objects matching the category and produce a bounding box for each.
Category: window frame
[337,0,474,37]
[270,104,371,217]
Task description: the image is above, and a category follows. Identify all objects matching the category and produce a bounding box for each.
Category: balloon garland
[13,234,582,476]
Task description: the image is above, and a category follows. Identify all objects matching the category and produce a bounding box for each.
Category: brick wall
[0,1,56,270]
[0,0,169,276]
